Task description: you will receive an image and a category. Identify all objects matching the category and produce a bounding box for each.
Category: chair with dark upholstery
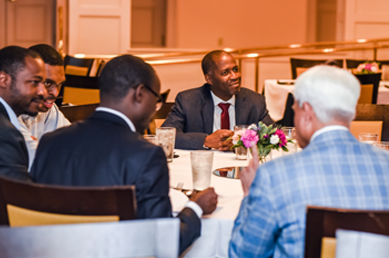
[304,206,389,258]
[64,55,95,76]
[345,59,366,69]
[0,218,180,258]
[290,58,344,79]
[59,74,100,106]
[59,103,99,123]
[147,89,172,134]
[351,104,389,141]
[276,92,295,127]
[0,175,136,227]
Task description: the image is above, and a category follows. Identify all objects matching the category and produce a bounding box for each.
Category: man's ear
[133,84,144,103]
[301,102,315,124]
[0,72,11,89]
[205,74,213,85]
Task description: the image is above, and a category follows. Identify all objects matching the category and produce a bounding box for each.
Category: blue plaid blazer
[229,129,389,258]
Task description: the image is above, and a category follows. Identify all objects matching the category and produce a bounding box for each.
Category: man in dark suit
[31,55,218,254]
[162,50,273,150]
[0,46,47,181]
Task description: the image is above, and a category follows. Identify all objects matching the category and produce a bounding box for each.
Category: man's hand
[240,146,259,197]
[190,187,218,215]
[204,129,234,151]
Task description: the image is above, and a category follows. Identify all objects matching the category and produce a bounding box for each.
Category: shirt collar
[310,125,349,142]
[95,107,136,132]
[0,97,21,129]
[210,90,235,107]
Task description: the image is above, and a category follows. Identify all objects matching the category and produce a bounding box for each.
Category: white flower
[248,123,257,130]
[270,135,279,145]
[232,132,241,144]
[371,65,378,72]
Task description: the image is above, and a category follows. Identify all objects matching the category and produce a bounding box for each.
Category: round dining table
[168,149,285,257]
[168,149,246,257]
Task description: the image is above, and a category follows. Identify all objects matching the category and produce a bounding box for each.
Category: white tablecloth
[264,80,389,122]
[169,150,247,258]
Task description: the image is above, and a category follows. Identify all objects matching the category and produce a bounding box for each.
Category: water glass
[190,151,214,190]
[234,125,249,160]
[373,141,389,150]
[281,127,297,155]
[359,133,379,144]
[156,127,176,162]
[143,134,157,145]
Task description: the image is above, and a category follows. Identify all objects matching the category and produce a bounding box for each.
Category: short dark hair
[29,44,64,66]
[98,55,157,100]
[201,50,230,75]
[0,46,41,81]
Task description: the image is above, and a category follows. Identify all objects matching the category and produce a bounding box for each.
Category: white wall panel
[78,17,121,55]
[345,0,389,40]
[69,0,130,55]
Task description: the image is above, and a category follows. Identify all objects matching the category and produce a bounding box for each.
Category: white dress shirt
[18,103,71,170]
[310,125,349,142]
[210,90,236,132]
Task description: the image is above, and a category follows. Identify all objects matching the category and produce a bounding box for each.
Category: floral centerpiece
[231,122,292,163]
[355,61,380,74]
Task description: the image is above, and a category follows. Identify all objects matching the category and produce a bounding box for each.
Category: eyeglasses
[143,84,164,111]
[44,79,63,90]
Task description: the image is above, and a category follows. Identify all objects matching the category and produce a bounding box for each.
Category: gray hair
[294,65,360,124]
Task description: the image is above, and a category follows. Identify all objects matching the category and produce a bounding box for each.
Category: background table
[264,79,389,122]
[169,150,247,257]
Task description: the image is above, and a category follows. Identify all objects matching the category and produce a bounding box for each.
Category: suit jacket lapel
[235,90,249,125]
[0,102,10,121]
[201,84,214,134]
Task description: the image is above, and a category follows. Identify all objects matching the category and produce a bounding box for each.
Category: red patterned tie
[218,103,231,130]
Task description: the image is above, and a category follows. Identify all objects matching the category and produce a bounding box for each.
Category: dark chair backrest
[345,59,366,69]
[276,92,295,127]
[354,104,389,141]
[155,102,174,120]
[290,58,344,79]
[304,206,389,258]
[96,60,106,77]
[64,55,95,76]
[0,175,136,226]
[0,218,180,258]
[56,74,100,107]
[59,103,99,123]
[354,73,381,104]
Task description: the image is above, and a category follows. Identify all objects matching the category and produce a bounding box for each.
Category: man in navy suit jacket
[0,46,47,181]
[163,50,273,150]
[31,55,218,255]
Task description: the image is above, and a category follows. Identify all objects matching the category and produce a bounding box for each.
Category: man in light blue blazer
[229,65,389,258]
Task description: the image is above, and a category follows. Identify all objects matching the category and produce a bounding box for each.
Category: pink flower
[241,129,259,148]
[263,135,269,138]
[275,129,287,147]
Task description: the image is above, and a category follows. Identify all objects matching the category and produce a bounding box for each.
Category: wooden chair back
[276,92,295,127]
[0,175,136,227]
[0,218,180,258]
[61,74,100,105]
[349,121,382,140]
[290,58,344,79]
[59,103,99,123]
[354,104,389,141]
[146,89,172,134]
[64,55,95,76]
[354,73,381,104]
[304,206,389,258]
[345,59,366,69]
